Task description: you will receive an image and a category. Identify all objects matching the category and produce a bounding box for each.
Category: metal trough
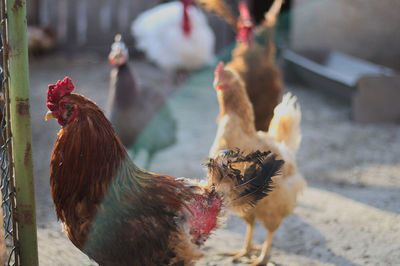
[283,49,400,123]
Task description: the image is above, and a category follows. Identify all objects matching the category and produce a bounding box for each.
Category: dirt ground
[28,53,400,266]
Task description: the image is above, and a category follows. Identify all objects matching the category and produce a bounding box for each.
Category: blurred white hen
[131,0,215,72]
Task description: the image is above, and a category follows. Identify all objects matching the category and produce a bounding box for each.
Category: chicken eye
[62,103,74,110]
[61,103,75,120]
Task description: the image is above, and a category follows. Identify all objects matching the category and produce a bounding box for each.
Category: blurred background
[22,0,400,265]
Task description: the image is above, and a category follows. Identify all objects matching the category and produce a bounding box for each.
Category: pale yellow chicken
[209,62,306,265]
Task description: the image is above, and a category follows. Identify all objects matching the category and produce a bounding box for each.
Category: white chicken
[131,0,215,73]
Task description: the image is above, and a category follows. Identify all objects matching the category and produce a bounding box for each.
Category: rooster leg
[246,230,274,266]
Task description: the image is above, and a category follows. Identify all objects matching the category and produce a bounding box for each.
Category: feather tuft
[205,149,283,208]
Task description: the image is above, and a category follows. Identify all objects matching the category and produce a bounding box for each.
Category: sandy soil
[28,53,400,266]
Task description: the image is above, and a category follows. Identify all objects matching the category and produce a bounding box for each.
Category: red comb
[47,77,75,111]
[239,1,251,21]
[215,62,224,79]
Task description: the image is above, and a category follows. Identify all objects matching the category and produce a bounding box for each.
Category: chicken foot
[222,219,259,261]
[246,231,274,266]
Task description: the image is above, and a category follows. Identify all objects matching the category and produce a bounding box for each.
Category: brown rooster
[210,62,305,265]
[107,34,177,168]
[226,0,284,131]
[45,77,284,265]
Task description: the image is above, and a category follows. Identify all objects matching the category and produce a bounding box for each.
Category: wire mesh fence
[0,0,18,264]
[0,0,40,265]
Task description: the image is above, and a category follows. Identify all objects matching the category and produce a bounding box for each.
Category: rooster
[107,34,177,168]
[216,0,285,131]
[45,77,284,265]
[209,62,305,265]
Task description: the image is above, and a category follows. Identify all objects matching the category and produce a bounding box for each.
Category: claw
[231,249,251,262]
[245,255,274,266]
[220,246,261,262]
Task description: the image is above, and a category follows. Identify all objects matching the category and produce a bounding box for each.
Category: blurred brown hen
[27,26,56,55]
[211,0,285,131]
[45,77,284,265]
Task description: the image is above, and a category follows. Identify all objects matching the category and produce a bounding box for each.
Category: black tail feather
[236,152,282,204]
[206,149,284,206]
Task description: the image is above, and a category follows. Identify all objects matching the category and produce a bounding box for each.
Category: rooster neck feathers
[50,97,129,219]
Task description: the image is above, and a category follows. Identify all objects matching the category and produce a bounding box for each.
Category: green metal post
[5,0,39,265]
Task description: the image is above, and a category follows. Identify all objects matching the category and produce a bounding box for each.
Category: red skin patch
[187,192,222,244]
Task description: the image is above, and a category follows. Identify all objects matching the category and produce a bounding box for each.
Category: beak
[45,110,55,121]
[213,78,219,89]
